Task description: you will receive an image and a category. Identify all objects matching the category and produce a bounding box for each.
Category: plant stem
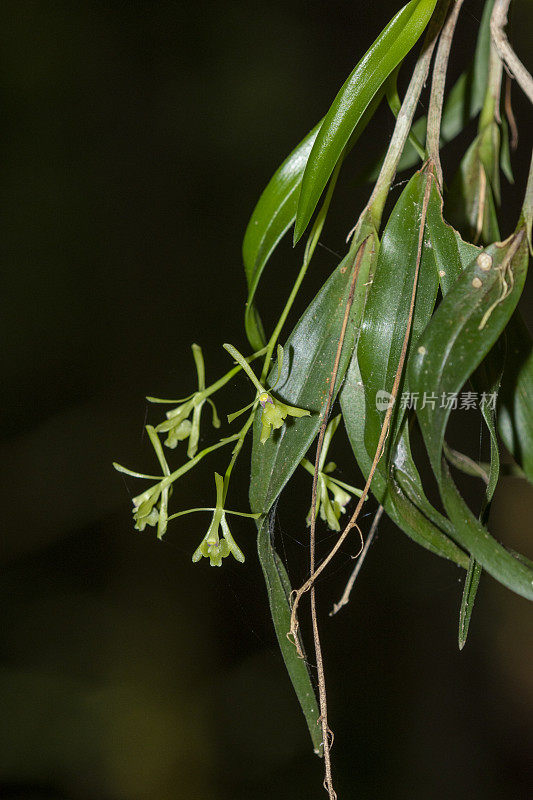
[367,0,450,228]
[223,343,265,393]
[259,158,343,385]
[426,0,465,185]
[329,505,384,616]
[491,0,533,105]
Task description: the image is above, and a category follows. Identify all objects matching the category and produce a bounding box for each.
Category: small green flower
[149,343,220,458]
[114,428,241,540]
[301,415,363,531]
[192,473,245,566]
[258,391,310,444]
[311,468,353,531]
[133,484,161,531]
[223,343,310,445]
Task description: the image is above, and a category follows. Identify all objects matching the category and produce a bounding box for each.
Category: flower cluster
[192,473,246,566]
[114,342,313,567]
[149,344,220,458]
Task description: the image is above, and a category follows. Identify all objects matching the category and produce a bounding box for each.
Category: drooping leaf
[256,514,322,754]
[446,132,501,245]
[243,86,385,352]
[458,556,482,650]
[250,227,376,515]
[457,349,504,648]
[357,169,439,473]
[340,351,469,566]
[294,0,438,242]
[410,231,533,600]
[243,123,321,350]
[341,169,468,567]
[497,312,533,482]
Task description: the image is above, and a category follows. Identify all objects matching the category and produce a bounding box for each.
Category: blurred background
[1,1,532,798]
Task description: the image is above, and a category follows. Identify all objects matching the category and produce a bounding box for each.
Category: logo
[375,390,393,411]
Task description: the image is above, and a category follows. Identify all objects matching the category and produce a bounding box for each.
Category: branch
[491,0,533,105]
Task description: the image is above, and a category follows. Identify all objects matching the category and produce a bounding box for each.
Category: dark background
[1,1,532,798]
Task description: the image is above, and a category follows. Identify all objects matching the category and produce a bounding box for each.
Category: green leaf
[425,180,480,294]
[358,170,439,472]
[446,132,501,246]
[294,0,438,242]
[242,85,384,352]
[457,349,504,647]
[498,312,533,482]
[410,231,533,600]
[341,170,468,567]
[243,123,321,350]
[256,514,322,754]
[500,116,515,185]
[459,556,482,650]
[340,351,468,566]
[250,229,376,514]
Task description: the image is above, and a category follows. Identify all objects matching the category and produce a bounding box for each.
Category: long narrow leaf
[410,232,533,600]
[341,351,468,565]
[243,124,321,350]
[458,556,482,650]
[357,170,439,473]
[294,0,438,242]
[497,313,533,482]
[256,514,322,754]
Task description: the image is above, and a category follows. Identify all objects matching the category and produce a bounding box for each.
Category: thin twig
[296,6,451,793]
[426,0,465,186]
[307,237,369,800]
[491,0,533,105]
[291,166,436,645]
[330,505,384,616]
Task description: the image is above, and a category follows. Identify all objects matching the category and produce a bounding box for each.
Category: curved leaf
[294,0,438,243]
[256,514,322,754]
[340,351,469,566]
[358,170,439,470]
[243,123,322,350]
[243,85,388,351]
[458,556,482,650]
[342,169,468,566]
[498,312,533,482]
[410,231,533,600]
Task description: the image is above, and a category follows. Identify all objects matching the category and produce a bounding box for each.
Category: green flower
[192,473,245,566]
[258,391,310,444]
[114,428,241,540]
[132,484,161,531]
[149,343,220,458]
[223,343,310,445]
[301,415,363,531]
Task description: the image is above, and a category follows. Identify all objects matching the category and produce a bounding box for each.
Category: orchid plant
[115,1,533,796]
